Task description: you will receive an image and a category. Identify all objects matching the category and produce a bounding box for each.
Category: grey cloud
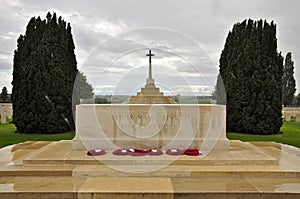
[1,0,300,95]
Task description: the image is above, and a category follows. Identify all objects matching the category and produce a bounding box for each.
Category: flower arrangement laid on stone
[165,149,185,156]
[184,149,202,156]
[87,148,201,156]
[112,148,163,156]
[87,149,106,156]
[166,149,202,156]
[147,149,163,156]
[112,149,128,156]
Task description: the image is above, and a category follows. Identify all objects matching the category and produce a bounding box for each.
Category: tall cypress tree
[219,19,283,135]
[296,93,300,106]
[282,52,296,106]
[12,12,78,133]
[214,74,226,105]
[78,71,94,99]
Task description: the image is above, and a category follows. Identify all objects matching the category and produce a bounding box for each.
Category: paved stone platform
[0,140,300,198]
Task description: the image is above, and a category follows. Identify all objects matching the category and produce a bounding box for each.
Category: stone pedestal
[296,113,300,122]
[0,111,6,124]
[285,113,292,122]
[0,103,13,124]
[73,104,229,151]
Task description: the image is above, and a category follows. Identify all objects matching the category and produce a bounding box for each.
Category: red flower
[166,149,202,156]
[166,149,185,156]
[128,148,146,156]
[112,149,128,156]
[184,149,202,156]
[87,149,106,156]
[147,149,163,156]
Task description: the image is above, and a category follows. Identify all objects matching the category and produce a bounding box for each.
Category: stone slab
[73,104,229,151]
[79,177,173,193]
[0,165,75,177]
[0,176,173,199]
[72,165,300,178]
[0,176,299,199]
[297,113,300,122]
[22,140,278,167]
[1,140,300,198]
[0,103,12,124]
[246,177,300,193]
[285,113,292,121]
[0,111,6,124]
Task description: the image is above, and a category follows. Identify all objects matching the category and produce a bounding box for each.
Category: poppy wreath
[128,148,147,156]
[112,149,128,156]
[184,149,202,156]
[87,149,106,156]
[166,149,185,156]
[145,149,163,156]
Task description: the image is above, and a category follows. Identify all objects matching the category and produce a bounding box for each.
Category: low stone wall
[73,104,229,151]
[282,107,300,122]
[0,103,13,124]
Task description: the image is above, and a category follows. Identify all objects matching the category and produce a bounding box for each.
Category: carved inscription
[113,114,191,130]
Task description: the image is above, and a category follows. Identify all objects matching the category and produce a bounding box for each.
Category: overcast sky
[0,0,299,96]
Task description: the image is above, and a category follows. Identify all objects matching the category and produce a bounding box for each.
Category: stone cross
[146,50,154,84]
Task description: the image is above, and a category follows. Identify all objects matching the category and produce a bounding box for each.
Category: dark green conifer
[12,12,78,133]
[77,72,94,99]
[282,52,296,106]
[219,19,283,134]
[214,74,226,105]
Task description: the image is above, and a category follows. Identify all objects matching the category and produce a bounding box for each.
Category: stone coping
[78,104,225,107]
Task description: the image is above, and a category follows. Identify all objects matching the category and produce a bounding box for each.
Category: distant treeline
[80,97,111,104]
[0,94,11,103]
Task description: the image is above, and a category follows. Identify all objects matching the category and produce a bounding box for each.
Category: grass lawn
[0,123,74,148]
[227,121,300,148]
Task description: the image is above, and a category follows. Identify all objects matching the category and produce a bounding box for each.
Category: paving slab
[0,140,299,198]
[23,140,278,166]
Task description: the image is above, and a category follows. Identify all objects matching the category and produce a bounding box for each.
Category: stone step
[171,176,300,199]
[0,176,299,199]
[0,141,53,167]
[22,140,279,166]
[1,141,300,198]
[0,165,299,178]
[72,165,300,178]
[0,165,74,177]
[22,152,278,166]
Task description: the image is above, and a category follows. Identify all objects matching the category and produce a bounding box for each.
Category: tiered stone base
[129,83,175,104]
[0,140,300,198]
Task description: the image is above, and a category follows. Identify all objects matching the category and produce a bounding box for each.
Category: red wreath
[112,149,128,156]
[145,149,163,156]
[87,149,106,156]
[166,149,202,156]
[166,149,185,156]
[184,149,202,156]
[128,148,147,156]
